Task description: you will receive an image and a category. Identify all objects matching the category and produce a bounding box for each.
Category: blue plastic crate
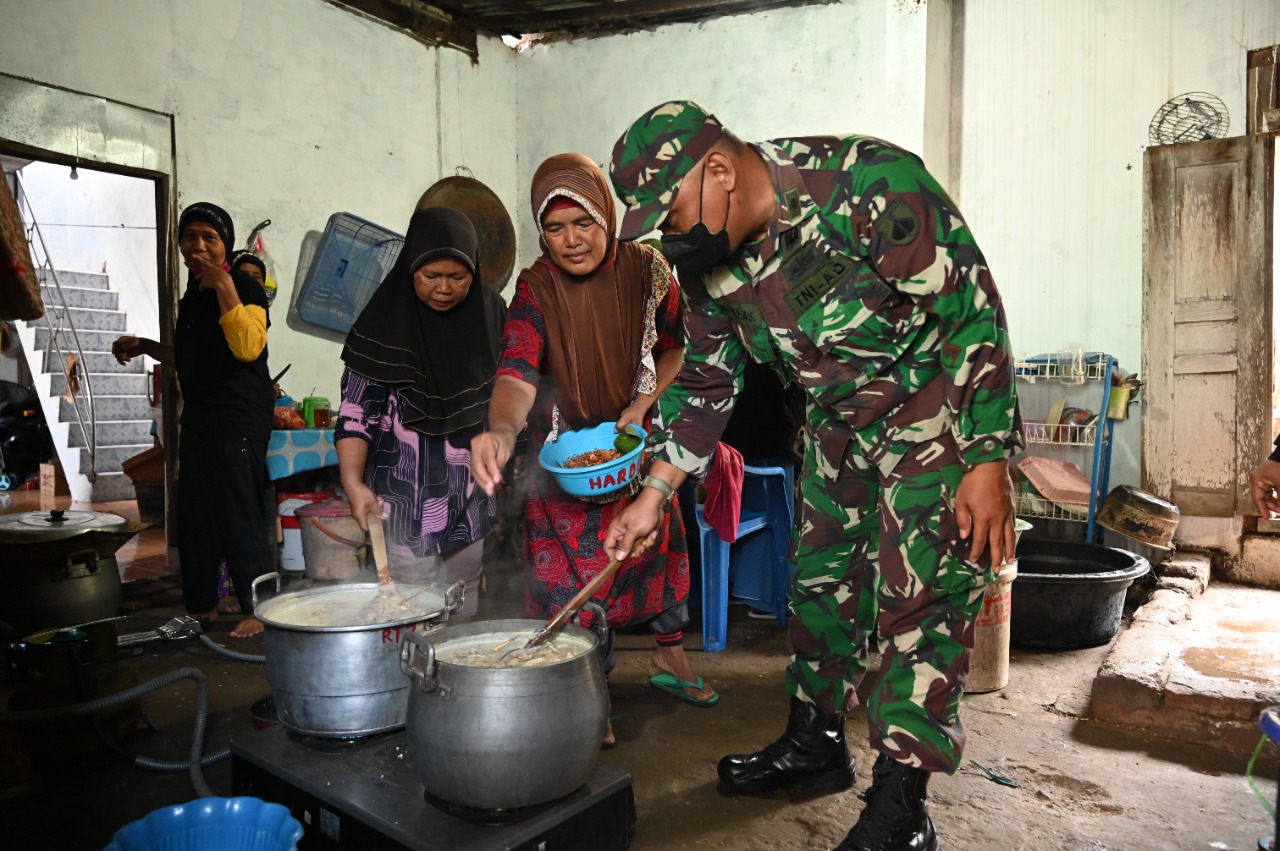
[297,212,403,333]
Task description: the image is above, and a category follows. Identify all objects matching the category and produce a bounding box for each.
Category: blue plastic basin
[537,422,646,498]
[104,796,304,851]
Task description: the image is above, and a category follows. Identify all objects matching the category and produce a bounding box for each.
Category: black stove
[230,725,635,850]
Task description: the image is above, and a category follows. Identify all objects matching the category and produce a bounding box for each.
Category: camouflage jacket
[653,135,1022,480]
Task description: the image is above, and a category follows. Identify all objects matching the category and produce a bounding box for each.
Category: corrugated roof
[330,0,836,56]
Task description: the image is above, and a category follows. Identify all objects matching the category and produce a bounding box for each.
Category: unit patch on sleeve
[874,196,920,245]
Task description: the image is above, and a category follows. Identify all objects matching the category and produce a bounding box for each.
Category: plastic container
[276,490,333,572]
[302,396,329,429]
[537,422,646,499]
[103,796,303,851]
[968,559,1017,693]
[296,499,365,580]
[1010,539,1150,649]
[296,212,403,334]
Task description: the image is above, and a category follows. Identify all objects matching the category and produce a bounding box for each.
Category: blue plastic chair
[685,462,795,652]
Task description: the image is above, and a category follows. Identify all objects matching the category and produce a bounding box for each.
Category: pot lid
[0,509,131,541]
[416,175,517,291]
[296,499,354,518]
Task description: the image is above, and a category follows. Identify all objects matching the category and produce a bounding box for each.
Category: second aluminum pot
[399,605,608,810]
[253,573,462,738]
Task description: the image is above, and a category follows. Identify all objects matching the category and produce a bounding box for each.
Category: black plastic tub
[1010,539,1150,649]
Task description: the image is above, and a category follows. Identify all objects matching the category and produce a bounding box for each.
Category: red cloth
[703,442,745,543]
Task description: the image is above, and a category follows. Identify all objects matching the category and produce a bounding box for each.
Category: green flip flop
[649,673,719,708]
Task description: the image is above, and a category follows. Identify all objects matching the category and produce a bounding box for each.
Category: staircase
[20,268,154,502]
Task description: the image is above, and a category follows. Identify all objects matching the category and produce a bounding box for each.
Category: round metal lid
[416,175,517,291]
[0,509,132,541]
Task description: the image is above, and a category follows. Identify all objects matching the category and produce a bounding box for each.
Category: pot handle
[60,549,103,579]
[399,629,439,692]
[443,580,465,620]
[577,601,608,658]
[250,572,281,610]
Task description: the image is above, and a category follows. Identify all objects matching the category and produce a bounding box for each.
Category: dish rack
[1013,354,1117,541]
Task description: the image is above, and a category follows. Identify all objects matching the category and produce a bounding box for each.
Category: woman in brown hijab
[472,154,717,746]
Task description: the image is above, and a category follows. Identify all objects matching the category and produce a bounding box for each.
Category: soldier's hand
[954,459,1017,567]
[604,490,663,561]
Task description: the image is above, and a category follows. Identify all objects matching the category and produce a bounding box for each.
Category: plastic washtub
[537,422,646,499]
[103,796,304,851]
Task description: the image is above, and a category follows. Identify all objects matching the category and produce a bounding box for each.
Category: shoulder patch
[874,196,920,246]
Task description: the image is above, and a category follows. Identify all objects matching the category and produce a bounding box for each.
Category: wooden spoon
[367,512,392,585]
[504,545,639,659]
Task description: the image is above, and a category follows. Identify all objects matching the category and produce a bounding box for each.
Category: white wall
[958,0,1280,488]
[0,0,518,404]
[511,0,932,259]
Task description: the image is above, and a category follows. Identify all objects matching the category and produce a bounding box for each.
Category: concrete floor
[0,505,1277,850]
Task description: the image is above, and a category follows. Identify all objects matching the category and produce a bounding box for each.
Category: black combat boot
[717,696,855,794]
[833,754,938,851]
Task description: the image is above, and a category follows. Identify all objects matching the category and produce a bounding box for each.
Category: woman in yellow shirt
[113,202,273,638]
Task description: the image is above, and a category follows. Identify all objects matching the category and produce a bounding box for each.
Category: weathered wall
[958,0,1280,489]
[0,0,518,404]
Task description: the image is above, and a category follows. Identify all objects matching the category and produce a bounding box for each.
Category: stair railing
[14,170,98,484]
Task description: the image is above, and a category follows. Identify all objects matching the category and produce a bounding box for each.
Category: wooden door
[1143,134,1274,517]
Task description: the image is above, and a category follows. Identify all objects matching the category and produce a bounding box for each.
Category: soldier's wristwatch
[641,475,675,505]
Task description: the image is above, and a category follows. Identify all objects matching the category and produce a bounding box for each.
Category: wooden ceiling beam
[327,0,478,56]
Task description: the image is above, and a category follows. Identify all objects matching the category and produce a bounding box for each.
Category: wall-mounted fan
[1148,92,1229,146]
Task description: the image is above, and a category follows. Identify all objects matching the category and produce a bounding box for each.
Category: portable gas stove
[231,724,635,850]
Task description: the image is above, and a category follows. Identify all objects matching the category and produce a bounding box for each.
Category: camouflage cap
[610,100,726,240]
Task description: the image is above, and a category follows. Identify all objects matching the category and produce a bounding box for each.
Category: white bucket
[968,559,1017,693]
[276,491,332,572]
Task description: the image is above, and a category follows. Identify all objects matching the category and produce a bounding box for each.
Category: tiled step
[67,419,153,448]
[90,471,135,502]
[26,306,127,332]
[39,284,119,311]
[44,350,144,375]
[60,394,154,424]
[50,372,149,396]
[79,443,154,475]
[34,327,122,354]
[36,269,111,290]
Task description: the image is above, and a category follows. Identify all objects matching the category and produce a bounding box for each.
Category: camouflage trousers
[785,414,990,774]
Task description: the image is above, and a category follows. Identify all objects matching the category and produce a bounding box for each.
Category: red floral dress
[498,278,689,628]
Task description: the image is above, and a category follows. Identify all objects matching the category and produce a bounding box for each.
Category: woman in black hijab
[112,201,274,638]
[335,207,506,617]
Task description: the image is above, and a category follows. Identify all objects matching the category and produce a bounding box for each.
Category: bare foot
[218,596,242,615]
[602,718,616,749]
[229,616,264,639]
[651,644,717,704]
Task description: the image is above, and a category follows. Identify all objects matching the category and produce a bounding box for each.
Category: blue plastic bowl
[104,796,304,851]
[537,422,646,498]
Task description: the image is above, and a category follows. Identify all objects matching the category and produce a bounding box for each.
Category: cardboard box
[40,462,68,498]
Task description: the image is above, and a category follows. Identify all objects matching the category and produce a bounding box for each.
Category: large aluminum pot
[399,605,608,810]
[252,573,462,738]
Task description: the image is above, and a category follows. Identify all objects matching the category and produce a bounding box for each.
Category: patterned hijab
[521,153,653,429]
[342,207,498,437]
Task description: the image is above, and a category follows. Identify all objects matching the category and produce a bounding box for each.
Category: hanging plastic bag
[243,219,280,306]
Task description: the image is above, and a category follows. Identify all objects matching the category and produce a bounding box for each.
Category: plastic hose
[196,633,266,664]
[0,666,216,798]
[1247,734,1278,820]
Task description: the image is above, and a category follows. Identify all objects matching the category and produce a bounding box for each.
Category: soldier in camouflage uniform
[603,101,1022,851]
